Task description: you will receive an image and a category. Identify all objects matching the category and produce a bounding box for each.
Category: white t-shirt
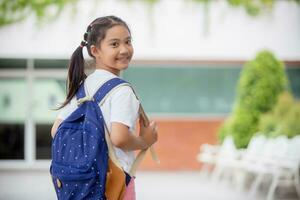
[57,69,140,173]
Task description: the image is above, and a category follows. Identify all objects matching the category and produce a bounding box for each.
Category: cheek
[106,52,117,61]
[129,46,134,56]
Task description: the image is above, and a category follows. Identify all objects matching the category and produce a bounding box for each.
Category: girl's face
[91,25,134,75]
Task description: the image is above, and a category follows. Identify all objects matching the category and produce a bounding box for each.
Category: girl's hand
[139,120,158,149]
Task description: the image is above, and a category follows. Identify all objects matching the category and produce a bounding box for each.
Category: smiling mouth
[116,57,130,62]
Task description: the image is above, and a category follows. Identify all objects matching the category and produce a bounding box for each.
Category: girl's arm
[51,118,63,138]
[51,117,158,151]
[110,120,158,151]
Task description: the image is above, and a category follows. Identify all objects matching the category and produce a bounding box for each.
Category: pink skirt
[123,178,136,200]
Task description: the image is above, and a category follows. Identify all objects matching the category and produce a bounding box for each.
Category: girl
[51,16,158,199]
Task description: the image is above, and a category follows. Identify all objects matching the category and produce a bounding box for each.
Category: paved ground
[0,170,298,200]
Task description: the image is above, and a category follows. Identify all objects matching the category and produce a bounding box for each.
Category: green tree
[219,50,289,148]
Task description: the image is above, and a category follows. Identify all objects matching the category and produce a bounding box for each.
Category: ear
[90,45,101,58]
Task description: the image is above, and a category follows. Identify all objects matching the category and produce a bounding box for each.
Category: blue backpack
[50,77,128,200]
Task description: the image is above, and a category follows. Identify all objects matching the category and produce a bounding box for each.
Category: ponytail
[58,45,86,109]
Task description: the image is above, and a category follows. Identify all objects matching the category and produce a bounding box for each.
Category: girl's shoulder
[57,96,77,120]
[110,84,139,103]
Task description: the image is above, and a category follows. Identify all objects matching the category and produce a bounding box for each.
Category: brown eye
[111,42,118,47]
[126,40,132,45]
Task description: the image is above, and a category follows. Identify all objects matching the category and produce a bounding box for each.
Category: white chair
[210,136,241,183]
[265,135,300,200]
[247,135,290,198]
[233,134,267,191]
[197,143,220,178]
[238,134,267,168]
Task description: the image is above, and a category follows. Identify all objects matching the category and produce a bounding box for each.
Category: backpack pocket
[50,161,105,199]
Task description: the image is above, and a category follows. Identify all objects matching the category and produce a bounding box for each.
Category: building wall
[139,118,222,170]
[0,0,299,60]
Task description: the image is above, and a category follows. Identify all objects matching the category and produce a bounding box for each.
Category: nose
[119,44,130,55]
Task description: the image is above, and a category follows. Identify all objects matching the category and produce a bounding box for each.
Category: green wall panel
[123,64,300,114]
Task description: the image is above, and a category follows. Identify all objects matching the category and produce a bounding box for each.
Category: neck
[95,65,120,76]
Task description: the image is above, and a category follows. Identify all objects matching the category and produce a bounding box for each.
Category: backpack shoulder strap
[75,83,86,100]
[93,77,129,105]
[75,78,129,106]
[92,77,130,171]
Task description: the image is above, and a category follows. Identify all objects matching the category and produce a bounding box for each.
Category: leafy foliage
[237,51,288,112]
[1,0,299,27]
[259,91,300,138]
[0,0,77,26]
[229,107,260,148]
[227,0,273,16]
[218,50,289,148]
[195,0,299,16]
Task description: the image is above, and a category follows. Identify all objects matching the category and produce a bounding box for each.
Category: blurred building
[0,0,299,170]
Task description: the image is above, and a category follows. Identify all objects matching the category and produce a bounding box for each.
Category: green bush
[259,92,300,138]
[282,102,300,138]
[230,108,260,148]
[273,91,294,120]
[218,50,289,148]
[237,51,288,112]
[218,116,233,143]
[259,112,278,137]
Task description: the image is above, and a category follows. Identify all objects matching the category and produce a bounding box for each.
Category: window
[0,78,26,159]
[34,78,66,159]
[0,59,26,69]
[0,124,24,159]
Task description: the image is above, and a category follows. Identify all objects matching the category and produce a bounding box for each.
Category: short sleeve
[57,97,78,120]
[110,86,140,131]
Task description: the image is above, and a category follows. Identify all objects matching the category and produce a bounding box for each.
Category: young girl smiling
[51,16,158,200]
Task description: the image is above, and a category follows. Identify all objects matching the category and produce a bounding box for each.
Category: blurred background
[0,0,300,199]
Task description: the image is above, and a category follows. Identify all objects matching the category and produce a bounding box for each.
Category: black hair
[58,16,131,109]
